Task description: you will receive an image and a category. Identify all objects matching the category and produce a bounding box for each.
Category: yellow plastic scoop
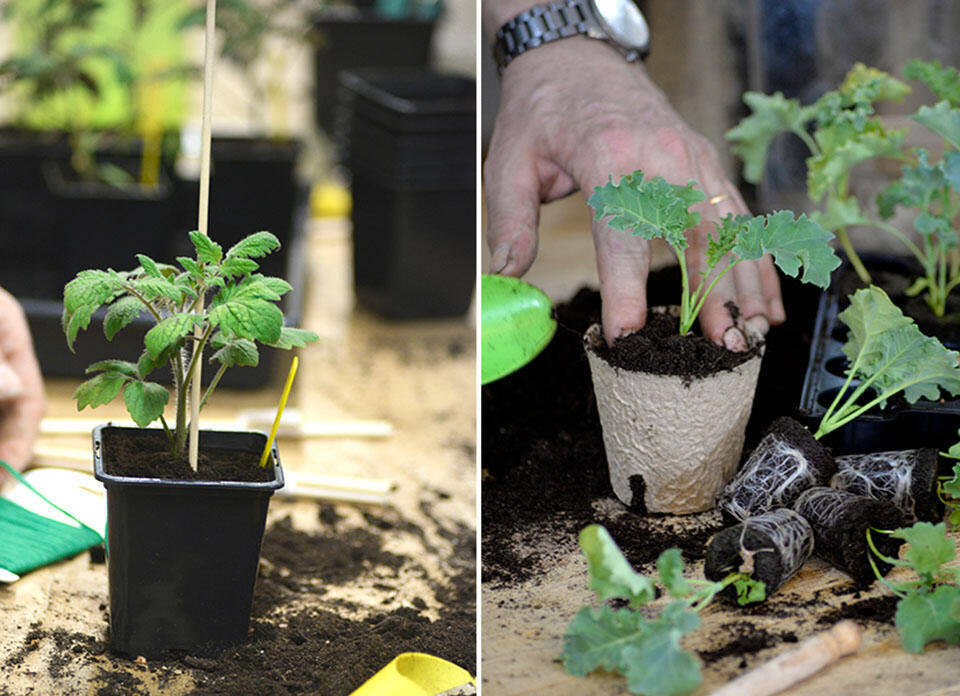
[350,652,474,696]
[481,274,556,385]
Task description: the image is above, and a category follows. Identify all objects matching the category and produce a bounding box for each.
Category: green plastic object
[481,274,556,385]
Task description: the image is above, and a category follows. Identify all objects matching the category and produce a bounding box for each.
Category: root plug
[719,417,836,522]
[705,508,814,598]
[793,487,904,584]
[831,448,942,524]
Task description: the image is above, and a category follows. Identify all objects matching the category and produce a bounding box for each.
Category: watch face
[591,0,650,50]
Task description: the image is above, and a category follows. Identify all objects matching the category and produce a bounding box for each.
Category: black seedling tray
[798,257,960,455]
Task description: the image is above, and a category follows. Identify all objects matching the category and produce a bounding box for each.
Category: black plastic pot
[93,425,283,658]
[799,257,960,455]
[311,10,436,134]
[338,69,475,318]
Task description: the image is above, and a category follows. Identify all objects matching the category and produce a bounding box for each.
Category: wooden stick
[189,0,218,471]
[705,620,862,696]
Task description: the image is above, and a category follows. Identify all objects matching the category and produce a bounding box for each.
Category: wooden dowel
[706,621,862,696]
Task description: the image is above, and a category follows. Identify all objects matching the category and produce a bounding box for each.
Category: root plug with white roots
[704,508,815,599]
[831,449,942,524]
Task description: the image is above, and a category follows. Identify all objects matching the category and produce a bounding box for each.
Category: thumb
[0,361,23,399]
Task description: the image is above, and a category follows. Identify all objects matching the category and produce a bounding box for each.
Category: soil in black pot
[831,449,943,524]
[590,306,760,378]
[792,487,905,585]
[718,417,836,522]
[101,428,274,483]
[704,508,814,599]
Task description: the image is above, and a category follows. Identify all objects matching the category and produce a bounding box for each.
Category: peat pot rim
[583,306,764,378]
[92,423,284,492]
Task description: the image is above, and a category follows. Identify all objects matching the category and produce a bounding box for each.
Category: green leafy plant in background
[561,525,765,696]
[867,522,960,653]
[728,60,960,318]
[589,170,840,336]
[62,230,318,460]
[814,286,960,439]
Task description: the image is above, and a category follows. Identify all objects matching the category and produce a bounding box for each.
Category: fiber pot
[93,425,284,658]
[583,308,764,514]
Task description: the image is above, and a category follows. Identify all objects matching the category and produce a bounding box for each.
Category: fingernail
[0,363,22,399]
[490,244,510,274]
[744,315,770,337]
[723,326,748,352]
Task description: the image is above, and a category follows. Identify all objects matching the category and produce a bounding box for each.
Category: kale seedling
[867,522,960,652]
[589,170,840,336]
[62,230,318,463]
[728,60,960,316]
[562,525,764,696]
[727,62,910,285]
[815,285,960,439]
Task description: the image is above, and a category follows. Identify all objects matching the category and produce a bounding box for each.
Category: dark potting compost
[590,309,759,378]
[2,500,475,696]
[831,449,943,524]
[100,428,274,482]
[704,508,815,598]
[793,487,905,586]
[718,417,836,523]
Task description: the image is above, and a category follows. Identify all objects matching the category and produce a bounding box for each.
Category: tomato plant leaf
[220,256,259,277]
[270,327,319,350]
[189,230,223,264]
[144,313,201,358]
[103,296,144,341]
[211,338,259,367]
[123,381,169,427]
[62,269,124,350]
[74,372,128,410]
[136,254,163,279]
[85,359,139,377]
[225,230,280,259]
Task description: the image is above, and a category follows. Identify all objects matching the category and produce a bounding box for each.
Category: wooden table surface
[0,218,477,694]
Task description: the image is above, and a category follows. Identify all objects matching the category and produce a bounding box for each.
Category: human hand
[0,287,45,476]
[483,36,785,347]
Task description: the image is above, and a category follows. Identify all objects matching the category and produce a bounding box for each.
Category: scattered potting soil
[590,309,760,378]
[697,621,781,664]
[4,497,475,696]
[815,595,898,625]
[482,267,823,587]
[100,428,274,483]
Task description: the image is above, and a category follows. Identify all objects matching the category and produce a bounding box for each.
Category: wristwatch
[493,0,650,74]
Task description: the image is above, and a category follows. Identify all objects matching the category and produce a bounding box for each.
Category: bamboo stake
[705,621,862,696]
[189,0,218,471]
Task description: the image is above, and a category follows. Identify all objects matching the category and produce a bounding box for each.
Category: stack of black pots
[337,68,475,319]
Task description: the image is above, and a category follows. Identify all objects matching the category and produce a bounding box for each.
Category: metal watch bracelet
[493,0,597,74]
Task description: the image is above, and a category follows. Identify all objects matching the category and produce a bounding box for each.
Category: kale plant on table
[589,170,840,336]
[562,525,764,696]
[62,230,318,462]
[728,60,960,318]
[815,285,960,439]
[867,521,960,652]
